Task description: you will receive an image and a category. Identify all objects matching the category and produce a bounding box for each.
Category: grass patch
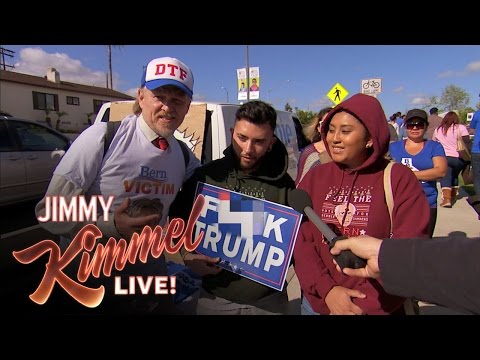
[459,173,475,195]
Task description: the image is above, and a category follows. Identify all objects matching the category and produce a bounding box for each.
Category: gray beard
[156,128,175,138]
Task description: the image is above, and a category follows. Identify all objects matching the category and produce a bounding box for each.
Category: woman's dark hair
[303,107,332,143]
[439,111,460,136]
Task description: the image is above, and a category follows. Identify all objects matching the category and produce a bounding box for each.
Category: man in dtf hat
[35,57,201,314]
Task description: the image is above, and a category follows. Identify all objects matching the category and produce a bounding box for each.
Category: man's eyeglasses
[406,122,426,130]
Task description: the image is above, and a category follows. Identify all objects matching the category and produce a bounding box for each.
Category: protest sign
[193,182,302,291]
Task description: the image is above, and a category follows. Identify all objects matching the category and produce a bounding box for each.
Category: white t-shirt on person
[54,114,200,227]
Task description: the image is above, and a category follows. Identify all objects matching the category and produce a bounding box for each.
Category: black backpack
[103,121,190,168]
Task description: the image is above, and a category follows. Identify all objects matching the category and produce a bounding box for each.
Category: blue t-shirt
[389,140,446,207]
[398,124,407,140]
[471,110,480,154]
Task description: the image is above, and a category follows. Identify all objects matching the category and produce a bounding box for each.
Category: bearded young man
[169,100,295,315]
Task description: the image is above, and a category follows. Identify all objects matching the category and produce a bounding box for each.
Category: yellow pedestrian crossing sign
[327,83,349,105]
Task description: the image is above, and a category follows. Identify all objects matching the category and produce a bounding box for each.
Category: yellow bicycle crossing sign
[327,83,349,105]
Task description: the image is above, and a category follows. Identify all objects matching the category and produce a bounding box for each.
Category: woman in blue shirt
[389,109,447,237]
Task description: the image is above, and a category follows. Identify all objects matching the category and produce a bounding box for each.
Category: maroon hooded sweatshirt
[294,93,430,315]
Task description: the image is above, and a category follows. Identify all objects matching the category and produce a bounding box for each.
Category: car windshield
[10,121,68,151]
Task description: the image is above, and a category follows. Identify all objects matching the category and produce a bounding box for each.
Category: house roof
[0,69,135,100]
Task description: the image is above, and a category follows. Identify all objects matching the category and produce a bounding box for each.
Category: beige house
[0,68,134,132]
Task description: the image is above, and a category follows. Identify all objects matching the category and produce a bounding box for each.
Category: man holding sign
[170,100,296,315]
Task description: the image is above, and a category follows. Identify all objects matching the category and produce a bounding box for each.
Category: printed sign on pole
[249,67,260,100]
[237,68,247,101]
[327,82,349,105]
[361,78,382,95]
[193,182,302,291]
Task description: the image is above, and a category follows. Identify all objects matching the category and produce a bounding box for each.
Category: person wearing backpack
[293,94,430,315]
[35,56,200,314]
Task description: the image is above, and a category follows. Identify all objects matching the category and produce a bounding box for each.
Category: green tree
[294,107,316,126]
[44,108,53,128]
[440,84,470,111]
[55,111,68,131]
[458,107,475,124]
[423,96,441,112]
[85,112,95,126]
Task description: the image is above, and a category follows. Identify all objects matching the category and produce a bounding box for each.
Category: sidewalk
[433,185,479,238]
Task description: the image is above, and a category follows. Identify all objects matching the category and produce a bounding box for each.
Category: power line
[0,46,15,70]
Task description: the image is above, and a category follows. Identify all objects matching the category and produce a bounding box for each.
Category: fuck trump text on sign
[193,183,302,291]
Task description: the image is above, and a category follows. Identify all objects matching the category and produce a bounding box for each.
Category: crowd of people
[389,108,474,209]
[35,55,479,315]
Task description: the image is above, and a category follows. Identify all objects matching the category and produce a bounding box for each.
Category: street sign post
[327,82,349,105]
[361,78,382,95]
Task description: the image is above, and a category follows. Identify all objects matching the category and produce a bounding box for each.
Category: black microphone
[288,188,367,270]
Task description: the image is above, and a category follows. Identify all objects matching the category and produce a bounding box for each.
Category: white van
[94,101,307,179]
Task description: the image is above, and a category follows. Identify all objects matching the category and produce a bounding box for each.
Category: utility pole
[107,45,112,89]
[221,86,229,103]
[0,46,15,113]
[0,46,14,70]
[246,45,250,101]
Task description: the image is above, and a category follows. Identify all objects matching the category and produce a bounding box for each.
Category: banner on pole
[237,68,247,101]
[249,67,260,100]
[237,67,260,101]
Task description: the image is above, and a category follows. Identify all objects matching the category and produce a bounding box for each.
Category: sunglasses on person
[406,122,426,130]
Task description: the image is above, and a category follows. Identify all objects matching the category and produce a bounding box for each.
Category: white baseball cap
[140,57,194,98]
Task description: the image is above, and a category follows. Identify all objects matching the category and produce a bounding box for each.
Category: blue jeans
[439,156,467,188]
[301,295,322,315]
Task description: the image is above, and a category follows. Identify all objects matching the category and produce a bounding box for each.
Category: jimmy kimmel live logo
[12,195,205,308]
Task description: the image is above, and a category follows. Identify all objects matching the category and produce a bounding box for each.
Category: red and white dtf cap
[140,57,194,98]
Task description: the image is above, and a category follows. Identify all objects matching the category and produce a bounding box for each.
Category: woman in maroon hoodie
[293,93,430,315]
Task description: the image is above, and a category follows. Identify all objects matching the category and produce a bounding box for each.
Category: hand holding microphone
[288,189,367,270]
[329,235,381,278]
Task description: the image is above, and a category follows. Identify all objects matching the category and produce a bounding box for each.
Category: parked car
[0,116,72,206]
